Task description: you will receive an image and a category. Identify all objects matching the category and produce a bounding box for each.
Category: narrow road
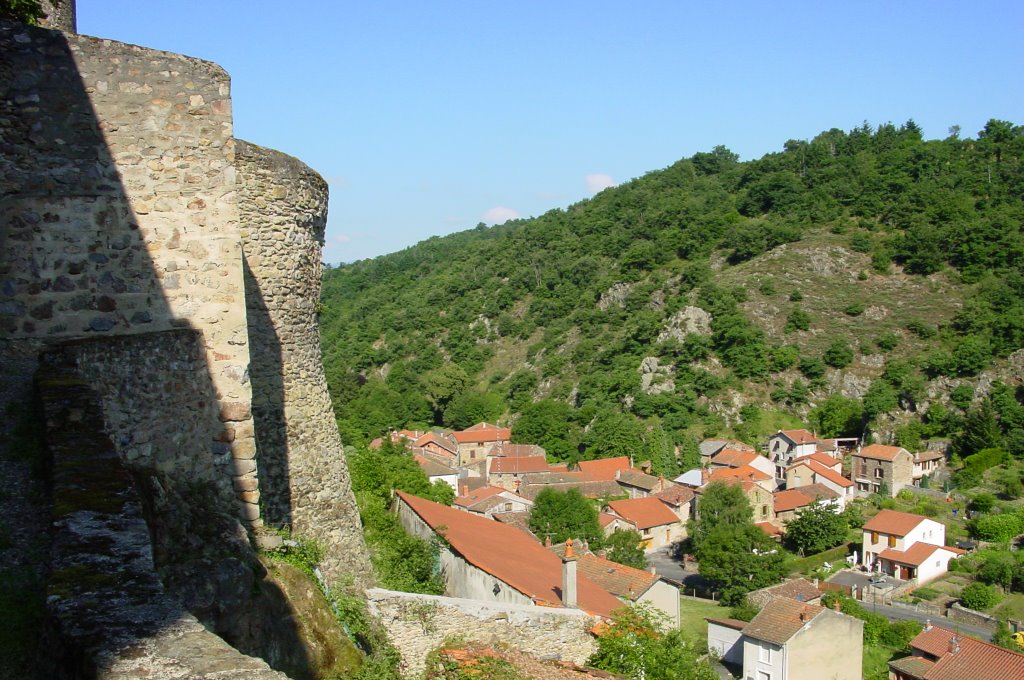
[869,601,994,641]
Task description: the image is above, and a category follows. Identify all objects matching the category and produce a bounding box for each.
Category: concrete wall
[236,139,371,586]
[638,580,680,629]
[366,589,598,679]
[786,609,863,680]
[707,623,743,666]
[742,638,783,680]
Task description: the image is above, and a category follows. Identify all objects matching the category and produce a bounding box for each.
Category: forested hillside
[320,120,1024,471]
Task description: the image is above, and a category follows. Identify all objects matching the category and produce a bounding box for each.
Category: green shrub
[786,307,811,332]
[789,290,803,302]
[970,512,1024,543]
[845,303,865,316]
[959,582,1000,611]
[911,586,940,601]
[823,339,854,368]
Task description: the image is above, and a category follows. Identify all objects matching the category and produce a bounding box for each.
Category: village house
[393,491,621,616]
[913,450,945,486]
[516,471,623,501]
[852,444,915,496]
[888,622,1024,680]
[547,542,681,628]
[598,511,636,536]
[453,485,533,518]
[453,422,511,466]
[650,484,695,523]
[773,484,842,524]
[699,477,775,525]
[861,509,964,582]
[767,429,819,482]
[615,469,671,498]
[487,455,552,492]
[707,465,775,494]
[413,453,459,496]
[486,442,545,459]
[709,447,776,481]
[745,578,822,609]
[785,452,856,505]
[604,497,685,550]
[707,597,863,680]
[412,431,460,461]
[699,439,755,466]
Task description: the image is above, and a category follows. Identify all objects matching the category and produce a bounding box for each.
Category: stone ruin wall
[367,589,599,678]
[236,139,371,585]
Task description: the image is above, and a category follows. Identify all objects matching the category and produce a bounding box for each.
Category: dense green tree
[809,395,864,437]
[959,582,999,610]
[687,481,752,549]
[588,605,718,680]
[528,488,602,547]
[957,400,1003,456]
[823,339,854,368]
[0,0,43,24]
[511,398,578,461]
[783,501,849,555]
[697,523,788,605]
[605,529,647,570]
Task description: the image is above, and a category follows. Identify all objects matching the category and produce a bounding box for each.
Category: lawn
[863,643,903,680]
[679,596,732,646]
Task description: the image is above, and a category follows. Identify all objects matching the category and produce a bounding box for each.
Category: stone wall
[236,139,372,586]
[947,602,998,632]
[366,589,599,678]
[35,360,286,680]
[0,20,261,524]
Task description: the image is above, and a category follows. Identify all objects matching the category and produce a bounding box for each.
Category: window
[874,468,884,479]
[758,645,771,663]
[871,531,879,543]
[773,441,779,452]
[761,505,769,519]
[758,672,771,680]
[888,535,896,548]
[504,502,512,512]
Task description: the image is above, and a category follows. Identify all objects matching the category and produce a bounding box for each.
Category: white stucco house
[861,509,965,583]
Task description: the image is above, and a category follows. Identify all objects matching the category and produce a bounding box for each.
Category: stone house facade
[852,444,914,496]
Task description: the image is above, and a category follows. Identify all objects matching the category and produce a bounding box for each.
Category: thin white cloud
[586,173,616,194]
[482,206,520,225]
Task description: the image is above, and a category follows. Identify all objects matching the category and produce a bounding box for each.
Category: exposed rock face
[597,282,633,310]
[658,305,713,342]
[639,356,675,395]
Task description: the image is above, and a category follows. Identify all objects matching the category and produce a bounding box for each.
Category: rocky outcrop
[657,306,712,342]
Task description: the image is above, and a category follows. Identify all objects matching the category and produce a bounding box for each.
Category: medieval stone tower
[1,1,371,674]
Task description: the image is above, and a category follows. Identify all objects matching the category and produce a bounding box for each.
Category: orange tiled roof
[742,598,825,645]
[807,461,855,488]
[863,509,928,537]
[790,452,841,469]
[414,431,459,454]
[774,485,839,513]
[858,444,910,461]
[577,456,632,481]
[756,521,783,537]
[710,448,761,468]
[453,423,511,444]
[605,497,679,530]
[906,624,1024,680]
[751,578,821,603]
[708,465,772,484]
[915,450,945,463]
[454,485,505,508]
[490,455,550,474]
[651,484,695,507]
[879,542,950,567]
[395,491,622,617]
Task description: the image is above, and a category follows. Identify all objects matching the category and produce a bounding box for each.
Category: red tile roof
[858,444,910,461]
[710,448,761,468]
[807,461,855,488]
[651,484,695,507]
[573,553,659,601]
[453,423,511,444]
[757,521,783,538]
[605,497,679,530]
[708,465,772,484]
[576,456,632,481]
[742,598,825,645]
[453,485,505,508]
[863,509,928,537]
[490,455,551,474]
[774,489,818,513]
[413,431,459,454]
[906,624,1024,680]
[395,491,622,617]
[914,450,945,463]
[879,542,948,567]
[790,452,841,469]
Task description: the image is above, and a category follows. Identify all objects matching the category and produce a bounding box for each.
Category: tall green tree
[528,488,603,547]
[697,523,788,605]
[605,529,647,570]
[783,501,849,555]
[687,481,752,549]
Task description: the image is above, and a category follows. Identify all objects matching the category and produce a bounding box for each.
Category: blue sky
[79,1,1024,265]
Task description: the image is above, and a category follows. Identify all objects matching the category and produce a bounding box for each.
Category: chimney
[925,619,932,631]
[561,539,578,608]
[460,484,468,496]
[948,635,960,655]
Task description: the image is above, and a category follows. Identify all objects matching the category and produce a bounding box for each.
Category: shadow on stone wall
[244,256,292,527]
[1,20,324,677]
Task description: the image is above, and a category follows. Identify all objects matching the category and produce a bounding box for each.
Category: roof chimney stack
[561,539,578,609]
[948,635,960,655]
